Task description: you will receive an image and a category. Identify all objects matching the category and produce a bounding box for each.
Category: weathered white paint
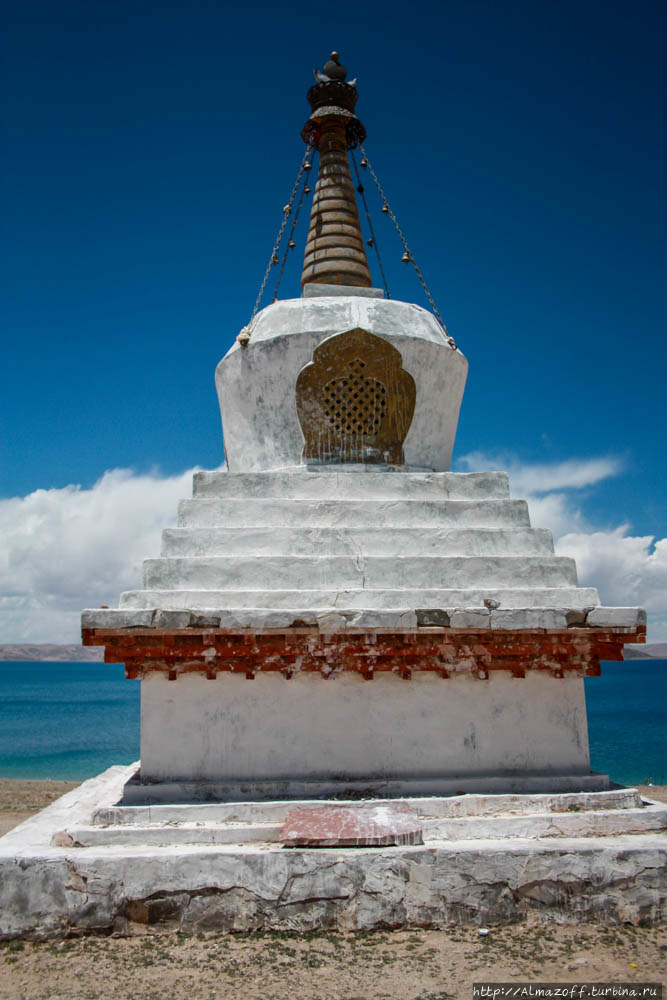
[138,671,593,785]
[58,806,667,848]
[191,469,511,500]
[113,587,601,615]
[92,787,645,826]
[160,526,555,558]
[141,554,579,591]
[216,296,468,473]
[177,496,533,529]
[2,766,666,938]
[81,464,622,629]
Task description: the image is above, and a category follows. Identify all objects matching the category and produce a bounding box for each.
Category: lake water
[0,660,664,785]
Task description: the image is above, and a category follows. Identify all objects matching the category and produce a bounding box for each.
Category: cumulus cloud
[457,451,667,641]
[558,530,667,621]
[0,468,201,643]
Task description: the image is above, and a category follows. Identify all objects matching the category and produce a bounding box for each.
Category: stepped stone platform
[83,467,643,629]
[1,764,666,939]
[81,467,645,802]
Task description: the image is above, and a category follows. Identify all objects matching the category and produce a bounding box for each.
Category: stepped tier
[3,765,667,936]
[81,468,646,631]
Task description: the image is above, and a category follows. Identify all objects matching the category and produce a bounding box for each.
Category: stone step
[119,586,600,612]
[142,555,578,591]
[56,823,281,848]
[92,789,643,827]
[177,497,531,529]
[60,804,667,848]
[423,806,667,841]
[161,526,554,558]
[192,469,511,501]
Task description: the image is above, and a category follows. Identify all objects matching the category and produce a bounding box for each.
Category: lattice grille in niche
[323,359,388,435]
[296,327,416,466]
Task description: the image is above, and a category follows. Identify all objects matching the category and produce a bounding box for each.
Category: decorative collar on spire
[303,51,365,149]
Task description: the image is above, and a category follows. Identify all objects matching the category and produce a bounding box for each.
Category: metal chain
[272,154,313,303]
[247,143,313,326]
[350,150,390,299]
[359,144,456,349]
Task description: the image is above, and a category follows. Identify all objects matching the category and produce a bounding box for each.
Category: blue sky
[1,0,666,641]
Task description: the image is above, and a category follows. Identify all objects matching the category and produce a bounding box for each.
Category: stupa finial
[300,51,371,288]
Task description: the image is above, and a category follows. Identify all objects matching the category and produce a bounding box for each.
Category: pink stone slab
[280,804,423,847]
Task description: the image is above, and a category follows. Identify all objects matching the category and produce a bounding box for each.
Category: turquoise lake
[0,660,664,786]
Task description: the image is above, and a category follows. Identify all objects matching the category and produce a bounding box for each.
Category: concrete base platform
[1,765,666,939]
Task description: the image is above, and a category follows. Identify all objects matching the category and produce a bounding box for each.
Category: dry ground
[1,924,665,1000]
[0,780,665,999]
[0,779,78,837]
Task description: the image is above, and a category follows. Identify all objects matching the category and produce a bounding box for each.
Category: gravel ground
[0,923,665,999]
[0,780,665,999]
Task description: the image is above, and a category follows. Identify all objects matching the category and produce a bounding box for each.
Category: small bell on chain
[366,237,374,247]
[304,185,311,194]
[271,253,279,266]
[356,183,364,194]
[360,157,368,168]
[381,203,389,214]
[304,161,312,171]
[283,204,291,216]
[401,251,411,263]
[288,239,296,249]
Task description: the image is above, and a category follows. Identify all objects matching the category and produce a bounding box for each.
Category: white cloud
[457,451,667,642]
[557,530,667,625]
[0,468,201,643]
[457,451,623,495]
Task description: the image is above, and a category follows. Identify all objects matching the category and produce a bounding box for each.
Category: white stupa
[80,51,645,803]
[1,50,663,943]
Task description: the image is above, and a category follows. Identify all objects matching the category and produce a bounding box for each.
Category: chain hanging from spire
[350,150,390,299]
[359,144,456,349]
[239,143,313,344]
[239,53,456,352]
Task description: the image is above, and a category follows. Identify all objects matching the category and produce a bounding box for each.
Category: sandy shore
[1,780,665,998]
[0,778,79,838]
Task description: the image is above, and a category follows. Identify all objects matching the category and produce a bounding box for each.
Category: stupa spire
[300,52,372,288]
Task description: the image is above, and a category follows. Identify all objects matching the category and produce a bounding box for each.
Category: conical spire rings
[301,119,372,288]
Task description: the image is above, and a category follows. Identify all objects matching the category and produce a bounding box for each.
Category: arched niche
[296,327,416,465]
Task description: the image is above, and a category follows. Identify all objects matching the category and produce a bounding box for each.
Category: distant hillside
[624,643,667,660]
[0,644,105,662]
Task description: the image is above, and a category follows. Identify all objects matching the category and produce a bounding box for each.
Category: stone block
[450,609,490,628]
[280,804,423,847]
[416,608,451,627]
[188,613,222,627]
[490,609,569,630]
[153,610,192,629]
[586,607,647,627]
[565,609,589,626]
[346,610,418,628]
[316,612,347,632]
[81,609,156,629]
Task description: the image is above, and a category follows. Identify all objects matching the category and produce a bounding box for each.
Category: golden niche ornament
[296,327,416,465]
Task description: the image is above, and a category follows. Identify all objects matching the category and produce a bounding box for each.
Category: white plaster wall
[216,297,468,473]
[140,671,591,783]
